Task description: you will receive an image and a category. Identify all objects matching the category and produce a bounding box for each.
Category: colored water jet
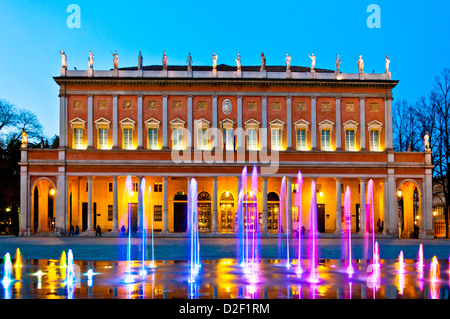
[398,251,405,274]
[2,253,13,287]
[295,171,303,275]
[343,186,354,277]
[308,180,319,284]
[139,177,147,277]
[280,176,290,269]
[60,250,67,269]
[14,248,22,269]
[188,178,201,283]
[66,249,76,287]
[430,256,439,283]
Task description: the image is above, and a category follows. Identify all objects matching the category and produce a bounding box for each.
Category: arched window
[220,191,235,232]
[198,191,211,232]
[174,191,187,201]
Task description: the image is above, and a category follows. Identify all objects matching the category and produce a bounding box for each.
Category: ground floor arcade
[24,174,429,238]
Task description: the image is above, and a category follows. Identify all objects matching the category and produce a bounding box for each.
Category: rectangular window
[296,129,307,150]
[154,183,162,193]
[108,183,113,192]
[271,128,282,151]
[133,182,138,193]
[74,128,83,149]
[123,128,133,149]
[173,128,183,150]
[154,205,162,222]
[148,128,158,150]
[197,128,208,150]
[321,129,331,151]
[345,129,355,151]
[108,205,113,221]
[98,128,108,149]
[224,128,234,151]
[247,128,258,151]
[370,130,380,151]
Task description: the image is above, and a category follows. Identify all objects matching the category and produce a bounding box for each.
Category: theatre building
[19,57,434,238]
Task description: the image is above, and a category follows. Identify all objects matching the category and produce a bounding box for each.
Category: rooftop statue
[335,54,341,73]
[357,55,364,73]
[186,52,193,72]
[235,52,241,71]
[285,53,291,71]
[260,53,266,71]
[88,51,94,69]
[385,55,391,74]
[212,52,218,70]
[138,51,143,70]
[59,50,67,69]
[112,51,119,70]
[309,53,316,72]
[21,128,28,149]
[424,132,430,150]
[162,51,168,70]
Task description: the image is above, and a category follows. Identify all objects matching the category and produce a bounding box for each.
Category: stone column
[59,93,67,148]
[87,176,93,233]
[387,169,397,237]
[360,97,366,150]
[187,96,193,148]
[421,167,433,238]
[55,170,67,230]
[212,96,218,149]
[385,97,393,149]
[335,178,342,234]
[383,178,388,234]
[137,95,143,149]
[261,96,268,150]
[87,95,94,149]
[212,177,218,233]
[335,97,342,150]
[112,95,118,148]
[137,176,144,232]
[311,96,317,149]
[262,177,268,233]
[112,176,119,234]
[237,96,243,150]
[162,177,169,233]
[286,96,292,149]
[162,95,168,149]
[360,179,366,234]
[19,166,28,236]
[287,177,293,233]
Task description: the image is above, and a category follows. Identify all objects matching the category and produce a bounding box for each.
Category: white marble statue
[186,52,193,71]
[212,52,218,70]
[235,52,241,71]
[260,53,266,71]
[385,55,391,74]
[357,55,364,73]
[162,51,168,70]
[88,51,94,69]
[309,53,316,72]
[112,51,119,70]
[59,50,67,69]
[335,54,341,73]
[424,131,430,150]
[285,53,291,71]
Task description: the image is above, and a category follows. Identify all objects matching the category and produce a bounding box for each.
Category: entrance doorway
[317,204,326,233]
[356,204,360,233]
[82,202,97,232]
[174,192,188,232]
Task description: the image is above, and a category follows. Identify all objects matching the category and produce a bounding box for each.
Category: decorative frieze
[73,100,83,109]
[172,101,182,110]
[296,102,306,111]
[369,103,380,112]
[321,102,331,111]
[345,103,355,112]
[148,101,158,110]
[197,101,208,110]
[123,100,133,110]
[247,101,257,111]
[98,100,108,110]
[271,102,281,111]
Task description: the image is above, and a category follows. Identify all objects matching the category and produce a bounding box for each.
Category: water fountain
[280,177,290,269]
[295,171,303,275]
[14,248,22,269]
[147,185,156,270]
[124,176,134,284]
[66,249,76,287]
[139,177,148,277]
[308,180,319,284]
[2,253,13,287]
[188,178,200,283]
[343,186,354,277]
[398,251,405,274]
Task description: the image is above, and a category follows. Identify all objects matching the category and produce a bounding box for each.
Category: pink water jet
[398,251,405,274]
[343,186,354,277]
[308,180,319,284]
[295,171,303,275]
[430,256,439,283]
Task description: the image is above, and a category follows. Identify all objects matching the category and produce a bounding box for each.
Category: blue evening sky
[0,0,449,138]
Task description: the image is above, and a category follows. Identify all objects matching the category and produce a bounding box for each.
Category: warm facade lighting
[49,189,56,196]
[397,190,402,197]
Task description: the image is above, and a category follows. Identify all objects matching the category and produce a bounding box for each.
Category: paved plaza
[1,236,450,261]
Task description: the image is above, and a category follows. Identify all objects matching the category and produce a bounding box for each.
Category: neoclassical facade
[19,61,434,238]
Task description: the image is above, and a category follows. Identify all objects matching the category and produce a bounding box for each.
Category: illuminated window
[123,128,133,149]
[321,130,331,151]
[74,128,84,149]
[148,128,158,150]
[294,119,309,151]
[70,117,86,150]
[245,119,260,151]
[221,119,235,151]
[367,120,383,152]
[173,128,183,150]
[318,119,334,151]
[345,130,355,151]
[197,128,208,150]
[269,119,285,151]
[98,128,108,149]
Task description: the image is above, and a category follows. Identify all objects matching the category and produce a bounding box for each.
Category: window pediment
[220,118,235,129]
[269,119,285,129]
[318,119,335,130]
[169,118,186,129]
[194,118,210,129]
[294,119,310,131]
[343,119,359,132]
[145,118,161,129]
[120,117,136,129]
[94,117,111,129]
[244,119,260,129]
[367,120,383,131]
[70,117,86,129]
